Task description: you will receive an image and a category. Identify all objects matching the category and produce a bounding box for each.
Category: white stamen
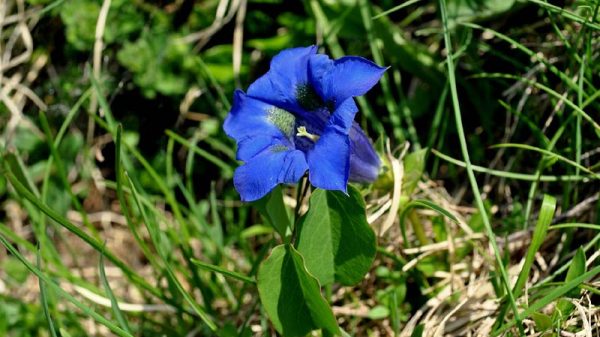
[296,126,320,142]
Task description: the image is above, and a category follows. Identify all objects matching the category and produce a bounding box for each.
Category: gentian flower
[224,46,386,201]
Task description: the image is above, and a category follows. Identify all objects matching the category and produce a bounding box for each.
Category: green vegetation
[0,0,599,336]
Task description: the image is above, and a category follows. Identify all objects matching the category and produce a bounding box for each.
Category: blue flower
[224,46,386,201]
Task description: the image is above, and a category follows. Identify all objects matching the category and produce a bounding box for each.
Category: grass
[1,0,599,336]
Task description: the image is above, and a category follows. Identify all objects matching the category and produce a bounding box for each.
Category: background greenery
[0,0,599,336]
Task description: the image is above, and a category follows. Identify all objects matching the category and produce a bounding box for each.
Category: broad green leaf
[296,186,376,286]
[253,186,292,241]
[402,148,428,197]
[531,312,552,331]
[257,245,339,337]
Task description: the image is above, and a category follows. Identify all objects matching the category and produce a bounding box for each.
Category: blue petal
[234,147,308,202]
[309,55,387,108]
[236,135,284,161]
[328,98,359,133]
[224,90,296,143]
[307,126,350,192]
[348,123,381,182]
[247,46,318,113]
[306,53,333,102]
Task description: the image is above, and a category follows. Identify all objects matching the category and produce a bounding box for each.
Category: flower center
[295,84,323,111]
[296,126,320,142]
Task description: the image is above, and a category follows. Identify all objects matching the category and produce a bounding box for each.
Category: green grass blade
[40,89,93,266]
[37,0,67,16]
[372,0,422,19]
[308,0,384,135]
[0,235,134,337]
[513,195,556,298]
[165,129,233,178]
[38,250,60,337]
[0,221,37,252]
[190,259,255,284]
[114,125,161,271]
[527,0,600,31]
[474,73,600,133]
[99,252,133,334]
[493,265,600,336]
[491,143,600,178]
[38,111,99,239]
[426,83,448,150]
[55,89,92,145]
[399,199,459,248]
[550,223,600,230]
[3,152,40,197]
[358,0,405,143]
[461,22,585,98]
[438,0,523,333]
[431,149,590,182]
[2,170,166,303]
[125,174,217,331]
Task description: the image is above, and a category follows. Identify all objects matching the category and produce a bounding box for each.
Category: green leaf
[531,312,552,331]
[125,175,216,331]
[447,0,515,24]
[512,195,556,298]
[367,306,389,320]
[399,199,459,247]
[60,0,143,51]
[0,235,134,337]
[3,153,39,197]
[402,148,428,196]
[296,186,376,286]
[253,186,292,241]
[494,265,600,335]
[565,248,587,293]
[257,245,339,337]
[554,246,587,318]
[117,31,196,98]
[37,252,59,337]
[99,253,132,334]
[2,256,30,284]
[0,174,6,197]
[190,258,255,284]
[410,324,425,337]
